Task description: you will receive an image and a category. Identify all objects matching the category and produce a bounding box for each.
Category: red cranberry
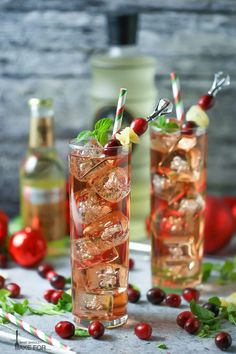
[181,121,199,135]
[50,274,66,289]
[134,322,152,340]
[37,263,54,278]
[128,287,140,303]
[88,321,105,339]
[5,283,20,298]
[0,275,5,289]
[130,118,148,136]
[0,254,8,268]
[46,271,58,281]
[182,288,200,303]
[55,321,75,339]
[103,139,121,156]
[146,287,166,305]
[166,293,181,307]
[184,317,200,334]
[215,332,232,351]
[129,258,135,270]
[176,311,194,328]
[43,289,55,302]
[198,94,215,110]
[203,302,219,317]
[50,290,64,304]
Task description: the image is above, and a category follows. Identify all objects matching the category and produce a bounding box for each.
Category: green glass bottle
[20,98,66,254]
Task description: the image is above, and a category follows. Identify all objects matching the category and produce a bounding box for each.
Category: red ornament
[9,227,47,267]
[0,211,8,247]
[204,196,235,254]
[222,196,236,231]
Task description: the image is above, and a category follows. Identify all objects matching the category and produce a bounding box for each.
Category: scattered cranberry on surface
[129,258,135,270]
[46,270,58,281]
[103,139,121,156]
[38,263,54,278]
[0,254,8,268]
[203,302,220,317]
[182,288,200,303]
[130,118,148,136]
[43,289,55,302]
[184,317,200,334]
[55,321,75,339]
[198,94,215,110]
[0,275,5,289]
[88,321,105,339]
[134,322,152,340]
[5,283,20,298]
[128,287,140,303]
[165,293,181,307]
[181,121,199,135]
[215,332,232,351]
[176,311,194,328]
[50,290,64,304]
[50,274,66,289]
[146,287,166,305]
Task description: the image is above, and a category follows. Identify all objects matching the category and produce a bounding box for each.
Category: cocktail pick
[147,98,173,122]
[208,71,230,96]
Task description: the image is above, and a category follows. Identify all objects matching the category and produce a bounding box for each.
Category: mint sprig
[157,343,168,350]
[149,116,179,133]
[75,118,113,146]
[201,256,236,284]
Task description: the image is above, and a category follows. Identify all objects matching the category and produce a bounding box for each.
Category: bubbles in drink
[91,167,130,202]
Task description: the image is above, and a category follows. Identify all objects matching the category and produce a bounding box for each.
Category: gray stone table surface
[0,252,236,354]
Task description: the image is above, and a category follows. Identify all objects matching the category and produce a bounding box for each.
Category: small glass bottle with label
[20,98,67,255]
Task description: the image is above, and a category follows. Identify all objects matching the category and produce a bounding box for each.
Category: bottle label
[22,186,66,241]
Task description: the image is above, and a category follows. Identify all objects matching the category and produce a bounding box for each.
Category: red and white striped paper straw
[0,308,72,352]
[112,88,127,135]
[170,72,185,122]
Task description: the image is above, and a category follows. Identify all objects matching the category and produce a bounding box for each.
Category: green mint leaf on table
[0,289,10,301]
[66,276,71,285]
[75,118,113,146]
[201,263,214,283]
[157,343,168,350]
[55,293,72,312]
[74,327,90,337]
[190,300,215,322]
[208,296,221,307]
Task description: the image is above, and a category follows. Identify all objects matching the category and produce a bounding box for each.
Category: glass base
[74,314,128,329]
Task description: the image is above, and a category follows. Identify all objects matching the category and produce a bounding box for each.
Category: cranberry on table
[129,258,135,270]
[198,94,215,110]
[103,139,121,156]
[46,270,58,281]
[55,321,75,339]
[50,290,64,304]
[43,289,55,302]
[0,275,5,289]
[215,332,232,351]
[0,254,8,268]
[134,322,152,340]
[128,287,140,303]
[130,118,148,136]
[50,274,66,289]
[38,263,54,278]
[203,302,220,317]
[146,287,166,305]
[182,288,200,303]
[165,293,181,307]
[184,317,200,334]
[181,121,199,135]
[88,321,105,339]
[176,311,194,328]
[5,283,20,298]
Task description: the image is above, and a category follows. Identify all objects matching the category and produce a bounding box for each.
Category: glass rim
[69,138,131,151]
[149,125,207,135]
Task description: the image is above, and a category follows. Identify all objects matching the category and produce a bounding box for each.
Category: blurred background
[0,0,235,218]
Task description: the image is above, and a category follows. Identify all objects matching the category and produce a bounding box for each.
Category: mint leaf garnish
[157,343,168,350]
[75,118,113,146]
[149,116,179,133]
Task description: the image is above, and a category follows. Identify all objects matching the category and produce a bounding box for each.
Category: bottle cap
[107,11,138,46]
[28,98,53,108]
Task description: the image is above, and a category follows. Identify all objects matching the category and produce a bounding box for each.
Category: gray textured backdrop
[0,0,236,216]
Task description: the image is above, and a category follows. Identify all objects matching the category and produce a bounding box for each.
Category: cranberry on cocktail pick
[198,72,230,110]
[103,138,121,156]
[130,118,148,136]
